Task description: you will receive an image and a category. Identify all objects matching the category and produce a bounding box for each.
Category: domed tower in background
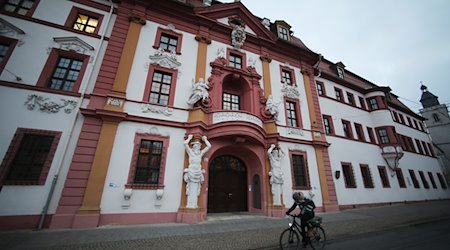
[419,84,450,185]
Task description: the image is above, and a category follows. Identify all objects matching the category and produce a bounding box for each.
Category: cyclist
[286,191,316,247]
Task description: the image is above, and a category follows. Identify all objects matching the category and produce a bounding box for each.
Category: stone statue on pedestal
[268,144,284,206]
[183,134,211,208]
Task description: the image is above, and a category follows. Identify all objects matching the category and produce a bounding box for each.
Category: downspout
[37,0,115,230]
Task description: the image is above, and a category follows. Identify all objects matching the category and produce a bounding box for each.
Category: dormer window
[274,20,291,41]
[336,61,346,79]
[278,26,289,40]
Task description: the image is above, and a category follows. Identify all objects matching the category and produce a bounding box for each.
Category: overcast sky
[222,0,450,113]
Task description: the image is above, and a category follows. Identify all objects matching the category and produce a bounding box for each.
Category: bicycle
[279,214,326,249]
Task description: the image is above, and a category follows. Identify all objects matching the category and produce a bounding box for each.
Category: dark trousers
[300,214,314,242]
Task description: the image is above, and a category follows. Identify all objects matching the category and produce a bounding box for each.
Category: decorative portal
[25,94,77,114]
[183,134,211,208]
[268,144,285,206]
[187,78,210,106]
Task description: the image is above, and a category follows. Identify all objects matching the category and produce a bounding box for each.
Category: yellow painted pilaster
[105,13,146,111]
[260,54,272,96]
[78,13,145,215]
[78,119,120,214]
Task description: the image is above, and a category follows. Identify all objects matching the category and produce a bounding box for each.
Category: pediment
[195,2,276,42]
[53,37,94,55]
[0,17,25,43]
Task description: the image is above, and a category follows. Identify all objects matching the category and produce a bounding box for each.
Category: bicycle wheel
[309,226,326,250]
[279,228,300,250]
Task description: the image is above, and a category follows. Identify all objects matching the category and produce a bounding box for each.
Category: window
[428,172,437,189]
[143,65,178,106]
[415,139,424,154]
[73,13,99,33]
[377,128,390,144]
[291,153,310,189]
[323,115,334,135]
[48,56,83,91]
[65,7,103,35]
[223,92,240,110]
[421,141,430,156]
[347,92,355,106]
[127,134,169,189]
[413,120,419,129]
[342,163,356,188]
[0,43,10,62]
[367,127,376,144]
[418,171,429,189]
[395,168,406,188]
[378,166,390,188]
[134,140,162,184]
[281,67,295,85]
[153,28,183,54]
[342,120,353,139]
[0,128,61,185]
[1,0,36,16]
[360,164,374,188]
[159,34,178,52]
[398,114,405,124]
[354,123,365,142]
[406,117,412,127]
[359,97,366,110]
[368,97,378,110]
[0,36,18,73]
[278,26,289,40]
[409,169,420,188]
[436,173,447,189]
[316,81,325,96]
[392,111,399,122]
[37,48,89,93]
[335,87,343,102]
[427,143,435,157]
[149,71,172,105]
[286,100,300,127]
[229,53,242,69]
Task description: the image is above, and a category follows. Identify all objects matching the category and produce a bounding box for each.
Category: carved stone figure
[231,23,246,49]
[265,95,281,120]
[183,135,211,208]
[187,78,209,106]
[268,144,284,206]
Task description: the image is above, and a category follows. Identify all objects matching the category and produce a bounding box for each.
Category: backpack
[299,199,315,216]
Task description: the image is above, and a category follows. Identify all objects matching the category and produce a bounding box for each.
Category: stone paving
[2,200,450,250]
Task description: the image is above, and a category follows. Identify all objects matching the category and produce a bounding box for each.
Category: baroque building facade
[0,0,448,229]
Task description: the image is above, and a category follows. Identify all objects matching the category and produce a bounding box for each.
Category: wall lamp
[335,170,341,179]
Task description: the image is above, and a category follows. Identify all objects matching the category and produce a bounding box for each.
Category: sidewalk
[2,200,450,250]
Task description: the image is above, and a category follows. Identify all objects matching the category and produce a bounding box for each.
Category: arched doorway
[208,155,247,213]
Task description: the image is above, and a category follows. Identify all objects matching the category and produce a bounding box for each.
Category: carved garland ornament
[25,94,77,114]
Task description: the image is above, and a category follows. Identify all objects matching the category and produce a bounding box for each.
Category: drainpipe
[37,0,115,230]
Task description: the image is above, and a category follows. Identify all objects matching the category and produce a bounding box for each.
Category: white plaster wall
[126,20,199,112]
[0,87,81,215]
[100,122,187,213]
[32,0,113,36]
[0,16,100,87]
[279,142,323,208]
[269,61,310,130]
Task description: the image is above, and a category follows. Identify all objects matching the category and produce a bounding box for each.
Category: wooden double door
[207,155,248,213]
